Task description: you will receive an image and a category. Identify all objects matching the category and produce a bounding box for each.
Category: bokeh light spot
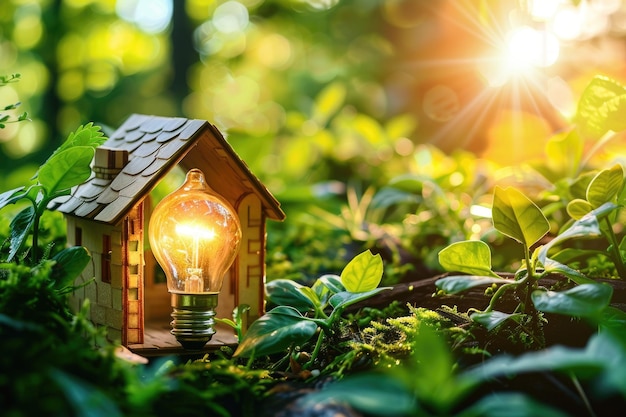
[213,1,249,34]
[116,0,173,34]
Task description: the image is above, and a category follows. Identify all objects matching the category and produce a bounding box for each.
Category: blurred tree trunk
[38,0,62,158]
[170,0,195,116]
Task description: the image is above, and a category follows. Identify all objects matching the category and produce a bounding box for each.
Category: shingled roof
[51,114,285,225]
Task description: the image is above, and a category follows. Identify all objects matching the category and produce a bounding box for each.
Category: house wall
[66,204,144,345]
[230,193,266,329]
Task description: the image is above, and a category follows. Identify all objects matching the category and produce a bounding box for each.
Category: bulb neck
[170,293,219,350]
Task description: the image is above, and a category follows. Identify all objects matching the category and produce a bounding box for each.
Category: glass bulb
[148,168,242,349]
[149,168,242,294]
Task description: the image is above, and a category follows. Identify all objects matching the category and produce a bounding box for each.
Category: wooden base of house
[128,321,237,357]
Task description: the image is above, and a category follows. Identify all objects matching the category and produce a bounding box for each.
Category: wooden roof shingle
[50,114,285,225]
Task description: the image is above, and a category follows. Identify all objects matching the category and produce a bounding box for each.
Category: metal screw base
[170,293,218,350]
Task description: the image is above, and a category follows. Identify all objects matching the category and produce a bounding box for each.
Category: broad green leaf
[576,75,626,139]
[0,186,25,210]
[464,345,605,382]
[314,274,345,294]
[298,373,418,416]
[50,370,122,417]
[38,147,96,196]
[459,392,573,417]
[531,283,613,318]
[537,212,601,263]
[341,250,383,293]
[385,113,417,139]
[566,198,593,220]
[64,122,107,149]
[50,246,91,289]
[312,274,345,306]
[569,171,597,200]
[470,311,521,331]
[598,306,626,332]
[7,206,36,262]
[266,279,316,313]
[388,174,426,193]
[545,129,582,179]
[370,187,420,210]
[299,286,322,309]
[35,123,106,179]
[353,113,386,145]
[329,288,391,311]
[541,258,595,285]
[492,186,549,247]
[435,275,513,295]
[586,164,624,208]
[233,306,318,358]
[438,240,500,278]
[312,81,346,126]
[410,322,476,410]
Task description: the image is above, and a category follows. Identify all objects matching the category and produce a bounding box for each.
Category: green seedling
[233,249,390,367]
[436,186,613,346]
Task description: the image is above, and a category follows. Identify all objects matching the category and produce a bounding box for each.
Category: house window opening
[102,234,112,284]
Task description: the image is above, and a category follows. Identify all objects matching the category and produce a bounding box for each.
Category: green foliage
[234,250,390,364]
[576,75,626,140]
[0,123,106,264]
[0,73,29,129]
[492,186,550,248]
[437,185,612,348]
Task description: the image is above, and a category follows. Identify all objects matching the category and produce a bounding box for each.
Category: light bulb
[149,168,242,349]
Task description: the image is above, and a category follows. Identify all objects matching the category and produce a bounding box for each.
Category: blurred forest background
[3,0,626,280]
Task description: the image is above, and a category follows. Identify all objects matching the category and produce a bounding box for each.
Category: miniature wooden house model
[51,114,285,352]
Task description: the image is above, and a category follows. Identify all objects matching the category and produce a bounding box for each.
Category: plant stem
[304,329,325,369]
[31,206,42,265]
[570,373,598,417]
[604,217,626,279]
[485,277,526,313]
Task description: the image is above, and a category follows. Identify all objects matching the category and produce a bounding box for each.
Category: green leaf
[537,212,602,263]
[0,186,26,210]
[410,322,474,411]
[299,286,322,309]
[576,75,626,139]
[35,123,106,180]
[312,274,344,306]
[340,250,383,293]
[38,147,96,196]
[531,283,613,318]
[353,113,386,145]
[312,81,346,126]
[329,288,391,311]
[470,311,521,331]
[464,345,605,382]
[586,164,624,208]
[7,206,36,262]
[566,198,593,220]
[438,240,500,277]
[298,373,418,416]
[459,392,573,417]
[569,171,597,200]
[492,186,549,247]
[233,306,318,358]
[598,306,626,332]
[542,258,595,285]
[388,174,425,193]
[50,246,91,289]
[266,279,316,313]
[435,275,513,295]
[50,370,123,417]
[544,129,583,179]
